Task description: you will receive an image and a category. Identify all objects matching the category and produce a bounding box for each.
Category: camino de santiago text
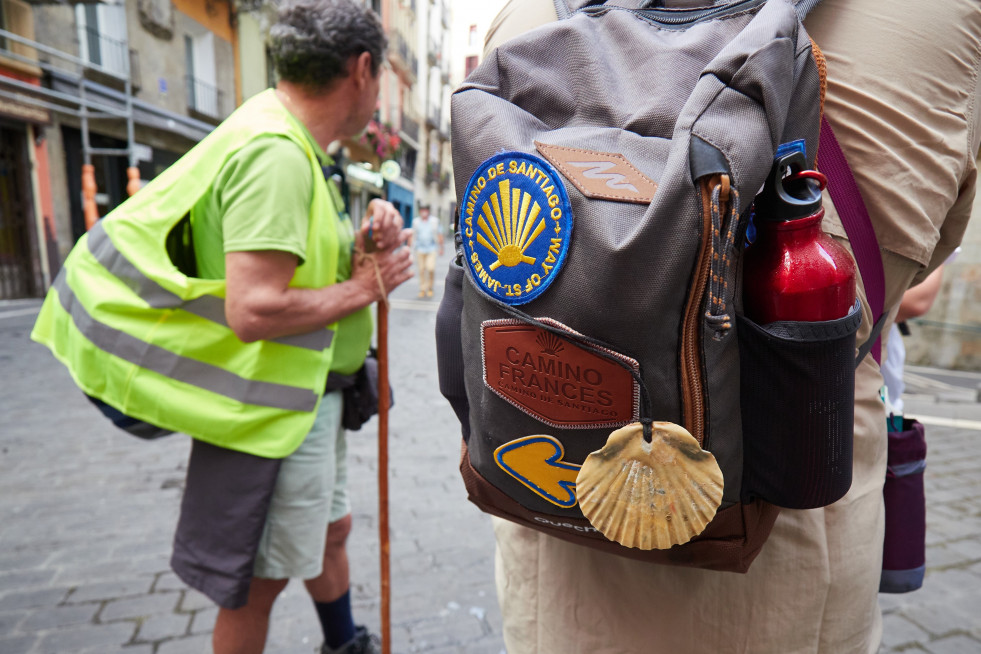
[464,158,566,298]
[497,346,617,415]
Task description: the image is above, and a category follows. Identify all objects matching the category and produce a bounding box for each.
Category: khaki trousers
[417,251,437,295]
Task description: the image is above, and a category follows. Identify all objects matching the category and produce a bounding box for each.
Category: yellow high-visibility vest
[32,90,361,458]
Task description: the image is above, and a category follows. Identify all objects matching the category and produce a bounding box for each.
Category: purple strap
[819,116,886,364]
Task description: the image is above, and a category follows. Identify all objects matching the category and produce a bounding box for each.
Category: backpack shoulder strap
[819,115,887,366]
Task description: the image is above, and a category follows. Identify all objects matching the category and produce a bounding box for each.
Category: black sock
[314,590,356,649]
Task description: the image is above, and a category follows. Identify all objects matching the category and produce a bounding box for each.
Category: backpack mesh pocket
[737,302,861,509]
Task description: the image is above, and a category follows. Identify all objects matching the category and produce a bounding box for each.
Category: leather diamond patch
[535,141,657,204]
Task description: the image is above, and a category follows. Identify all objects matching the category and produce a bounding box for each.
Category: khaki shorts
[253,392,351,580]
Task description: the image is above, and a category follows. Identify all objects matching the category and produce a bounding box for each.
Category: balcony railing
[186,75,223,119]
[81,26,129,76]
[400,112,419,143]
[391,33,417,79]
[398,34,409,62]
[426,107,441,130]
[425,162,441,186]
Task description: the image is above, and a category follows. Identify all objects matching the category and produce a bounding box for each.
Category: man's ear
[353,51,373,89]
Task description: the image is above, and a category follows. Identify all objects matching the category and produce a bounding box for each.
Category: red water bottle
[744,151,856,323]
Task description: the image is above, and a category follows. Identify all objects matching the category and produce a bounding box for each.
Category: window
[0,0,38,66]
[465,55,478,78]
[185,32,219,117]
[468,24,477,49]
[75,2,128,76]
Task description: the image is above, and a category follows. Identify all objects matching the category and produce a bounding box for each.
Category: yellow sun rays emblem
[475,179,548,271]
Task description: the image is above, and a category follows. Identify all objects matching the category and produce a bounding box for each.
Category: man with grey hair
[165,2,408,653]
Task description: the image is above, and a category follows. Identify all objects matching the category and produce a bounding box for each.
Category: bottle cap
[754,151,823,221]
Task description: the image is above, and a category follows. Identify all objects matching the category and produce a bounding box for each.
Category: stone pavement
[1,248,980,653]
[0,250,504,654]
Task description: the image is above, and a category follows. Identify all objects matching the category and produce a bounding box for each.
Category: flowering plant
[360,119,402,159]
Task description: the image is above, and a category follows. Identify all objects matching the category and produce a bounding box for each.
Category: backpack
[436,0,862,572]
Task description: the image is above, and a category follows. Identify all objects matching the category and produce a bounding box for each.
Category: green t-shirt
[192,132,341,278]
[193,137,309,277]
[191,122,369,375]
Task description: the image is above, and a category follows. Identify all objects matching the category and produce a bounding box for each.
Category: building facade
[1,0,236,299]
[0,0,429,301]
[449,0,506,232]
[0,0,54,298]
[414,0,453,231]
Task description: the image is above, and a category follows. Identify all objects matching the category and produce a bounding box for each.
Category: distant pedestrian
[409,204,443,298]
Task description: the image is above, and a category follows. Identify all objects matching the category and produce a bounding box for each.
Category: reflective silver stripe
[888,460,926,478]
[86,221,333,351]
[54,272,319,412]
[88,221,178,309]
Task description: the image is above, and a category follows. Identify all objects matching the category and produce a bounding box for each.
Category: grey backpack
[436,0,860,572]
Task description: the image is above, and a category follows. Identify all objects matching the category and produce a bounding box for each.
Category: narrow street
[1,248,980,653]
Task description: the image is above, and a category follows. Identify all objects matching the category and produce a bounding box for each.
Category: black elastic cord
[856,312,889,369]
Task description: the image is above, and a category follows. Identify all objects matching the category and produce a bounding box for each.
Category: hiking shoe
[320,626,380,654]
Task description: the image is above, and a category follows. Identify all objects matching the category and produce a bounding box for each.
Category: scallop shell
[576,422,724,550]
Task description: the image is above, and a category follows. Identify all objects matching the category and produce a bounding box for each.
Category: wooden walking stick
[376,268,392,654]
[377,298,391,653]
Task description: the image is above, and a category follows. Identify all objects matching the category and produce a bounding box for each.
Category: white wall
[449,0,509,88]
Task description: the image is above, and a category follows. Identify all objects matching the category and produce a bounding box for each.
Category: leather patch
[535,141,657,204]
[482,318,640,429]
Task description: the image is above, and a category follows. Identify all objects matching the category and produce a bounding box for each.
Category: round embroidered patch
[459,152,573,305]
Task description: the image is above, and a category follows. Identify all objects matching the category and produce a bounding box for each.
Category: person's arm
[437,227,445,255]
[225,227,412,343]
[894,264,945,323]
[216,136,412,342]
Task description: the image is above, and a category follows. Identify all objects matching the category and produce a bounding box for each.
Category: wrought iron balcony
[81,26,129,76]
[185,75,223,119]
[400,112,419,143]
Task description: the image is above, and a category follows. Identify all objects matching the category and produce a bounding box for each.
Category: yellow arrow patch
[495,435,582,508]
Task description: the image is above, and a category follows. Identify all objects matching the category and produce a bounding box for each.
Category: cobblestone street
[1,250,980,653]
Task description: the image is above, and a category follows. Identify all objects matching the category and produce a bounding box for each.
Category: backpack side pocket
[738,301,861,508]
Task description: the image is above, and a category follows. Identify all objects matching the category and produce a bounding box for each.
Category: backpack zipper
[681,174,730,445]
[583,0,766,27]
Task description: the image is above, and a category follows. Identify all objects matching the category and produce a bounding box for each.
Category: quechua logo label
[460,152,573,305]
[535,141,658,204]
